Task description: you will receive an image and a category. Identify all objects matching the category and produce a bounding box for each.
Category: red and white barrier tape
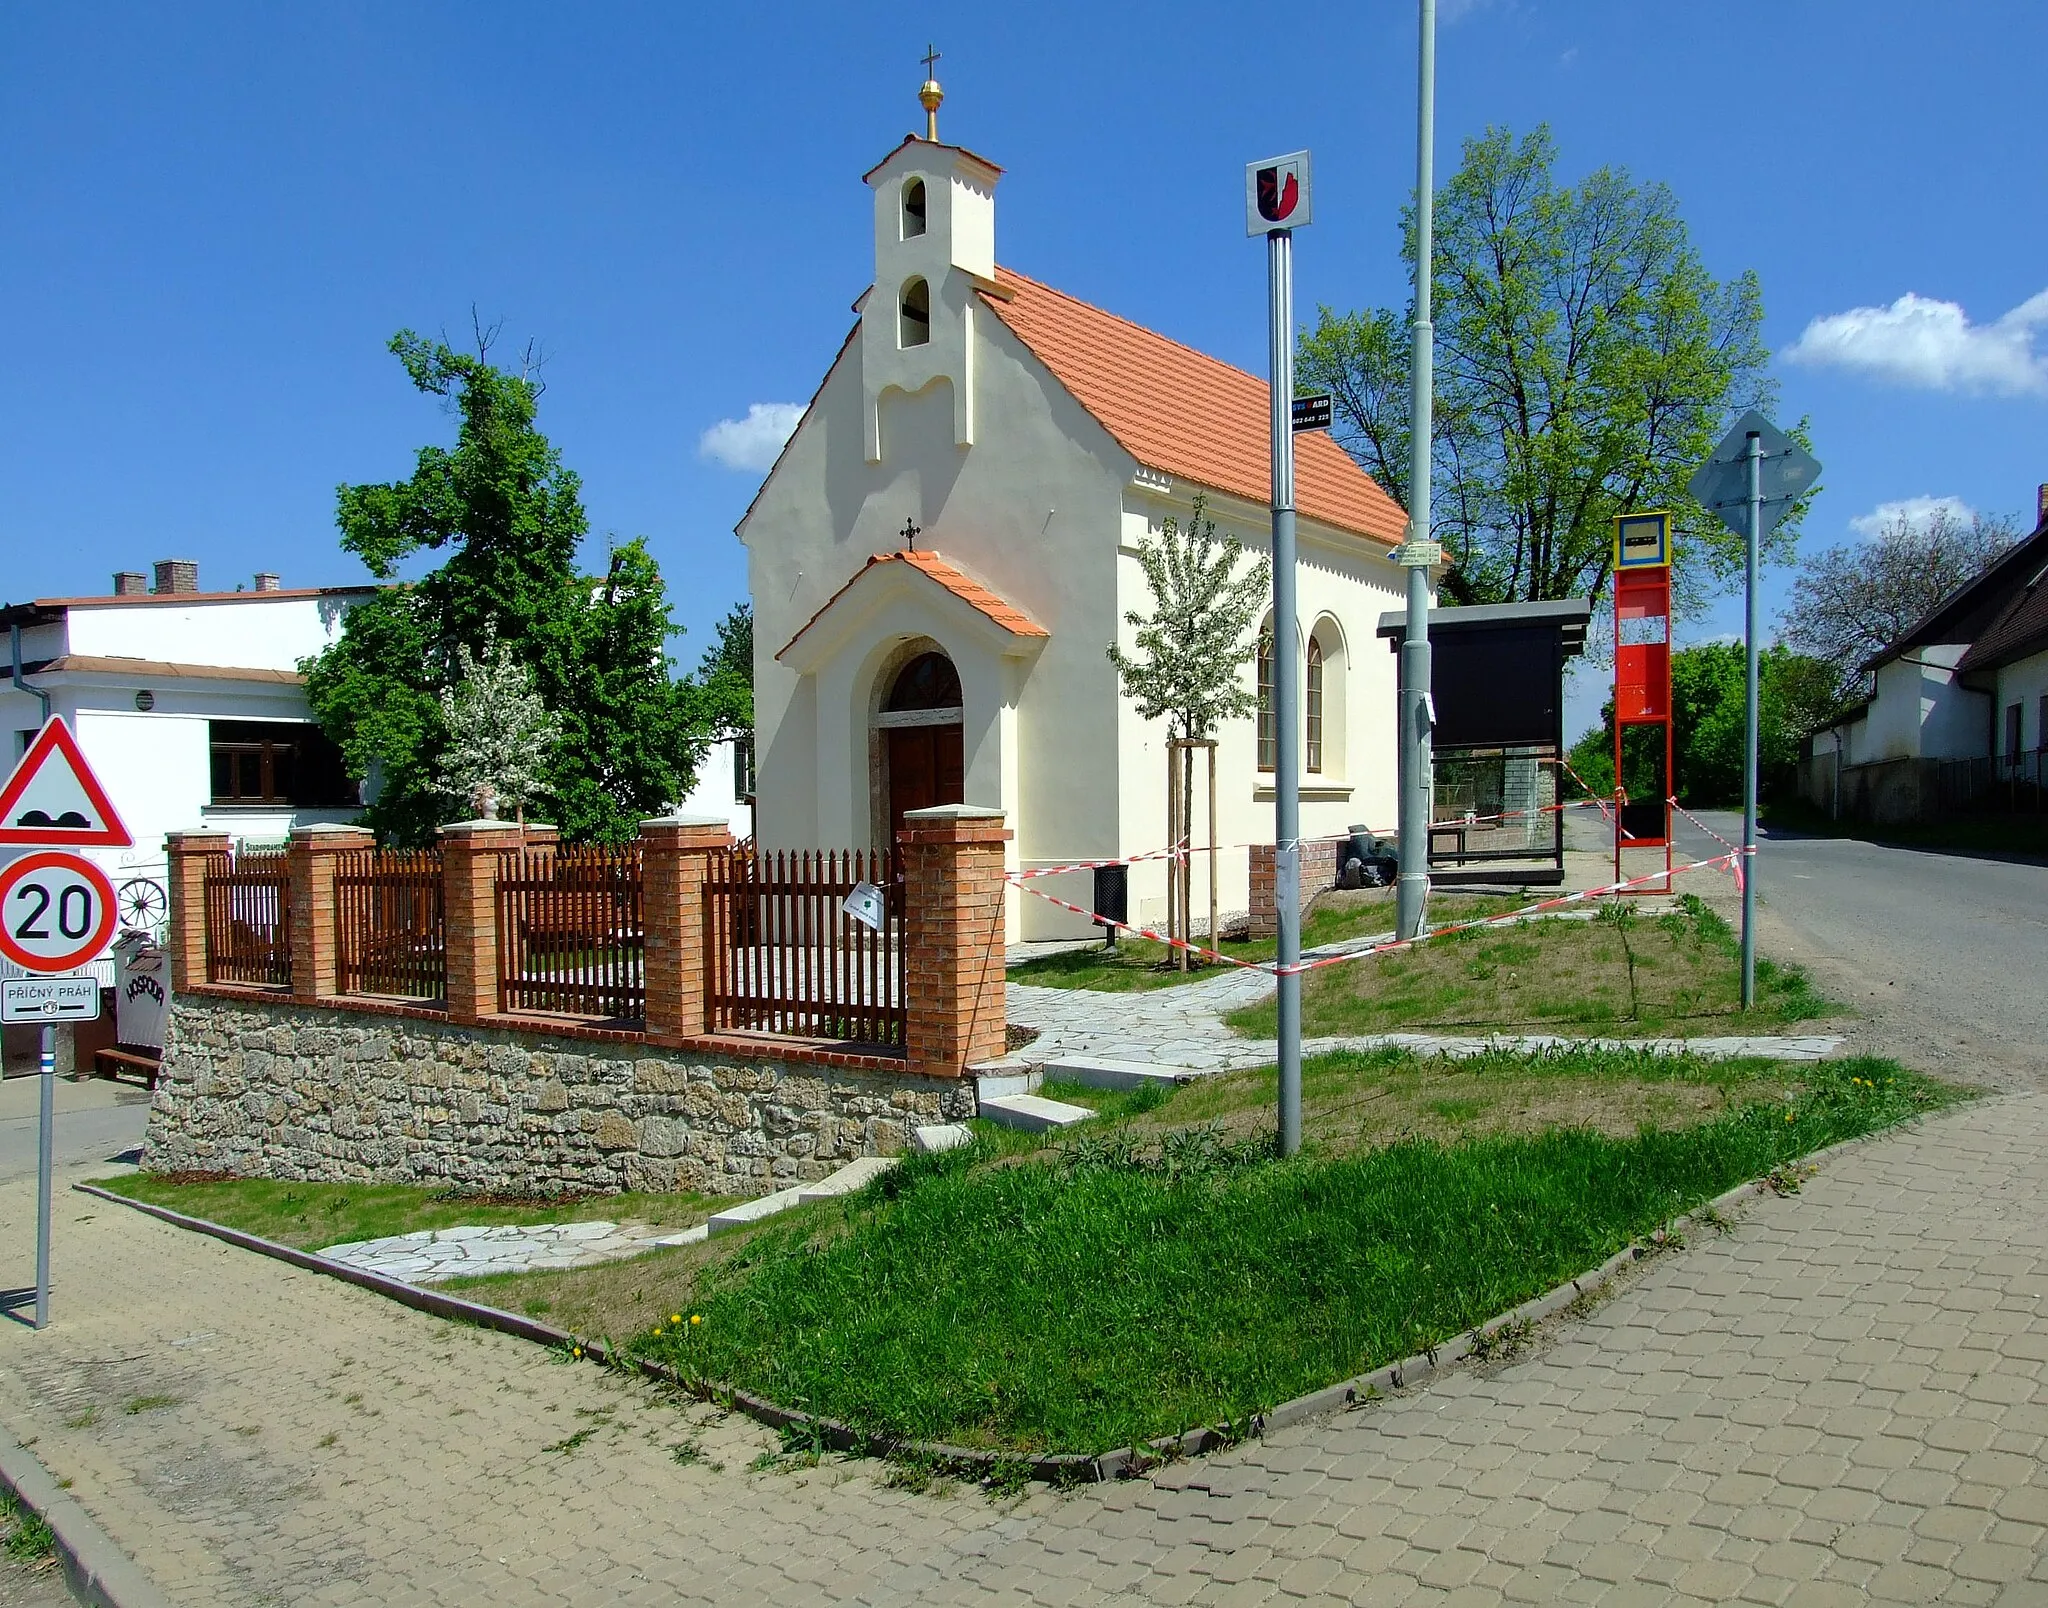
[1665,797,1750,892]
[1011,796,1606,883]
[1006,842,1743,980]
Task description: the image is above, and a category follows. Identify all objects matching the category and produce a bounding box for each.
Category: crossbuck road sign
[0,851,119,974]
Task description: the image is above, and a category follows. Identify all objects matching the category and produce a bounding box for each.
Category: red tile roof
[981,268,1408,545]
[779,549,1047,660]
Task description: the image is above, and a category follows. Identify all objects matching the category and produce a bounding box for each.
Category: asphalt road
[0,1076,147,1187]
[1679,808,2048,1088]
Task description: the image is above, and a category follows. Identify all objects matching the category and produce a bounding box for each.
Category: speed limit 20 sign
[0,851,118,974]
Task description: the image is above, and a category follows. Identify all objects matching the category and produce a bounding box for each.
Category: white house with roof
[1,560,374,925]
[740,87,1420,940]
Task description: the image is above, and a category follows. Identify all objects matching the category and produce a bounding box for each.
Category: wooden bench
[92,1045,161,1090]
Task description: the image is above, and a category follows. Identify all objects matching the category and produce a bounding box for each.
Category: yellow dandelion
[572,1345,583,1358]
[671,1314,682,1325]
[1785,1111,1795,1122]
[691,1314,703,1326]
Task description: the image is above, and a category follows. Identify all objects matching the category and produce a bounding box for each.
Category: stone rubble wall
[143,996,975,1197]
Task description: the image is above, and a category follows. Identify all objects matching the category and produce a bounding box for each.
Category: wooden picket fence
[702,847,904,1047]
[203,850,292,988]
[494,843,645,1022]
[334,848,445,1000]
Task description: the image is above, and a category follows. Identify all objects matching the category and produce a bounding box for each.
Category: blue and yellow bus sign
[1614,511,1672,571]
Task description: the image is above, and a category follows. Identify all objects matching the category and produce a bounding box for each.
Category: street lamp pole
[1396,0,1438,942]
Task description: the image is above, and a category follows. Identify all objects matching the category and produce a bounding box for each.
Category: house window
[1256,627,1275,773]
[1305,638,1325,774]
[732,733,756,801]
[2007,703,2024,769]
[899,278,930,348]
[902,178,927,238]
[208,721,354,807]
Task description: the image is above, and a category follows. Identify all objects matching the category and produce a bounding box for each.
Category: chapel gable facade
[737,85,1417,942]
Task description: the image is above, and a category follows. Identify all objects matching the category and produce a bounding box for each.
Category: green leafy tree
[1299,125,1794,614]
[304,329,702,842]
[1107,494,1270,960]
[1568,643,1840,805]
[435,630,561,820]
[692,603,754,740]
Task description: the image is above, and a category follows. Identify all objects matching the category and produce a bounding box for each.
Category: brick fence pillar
[287,823,373,1004]
[639,813,733,1042]
[1248,843,1278,939]
[900,805,1011,1079]
[439,820,523,1023]
[165,830,232,994]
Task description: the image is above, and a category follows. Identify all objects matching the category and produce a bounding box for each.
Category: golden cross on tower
[918,45,944,141]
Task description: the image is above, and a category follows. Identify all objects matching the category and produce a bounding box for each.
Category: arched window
[1305,638,1325,774]
[902,177,927,238]
[1256,625,1275,773]
[899,278,930,348]
[885,650,961,712]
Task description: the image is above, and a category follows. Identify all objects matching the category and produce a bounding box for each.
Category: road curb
[0,1434,173,1608]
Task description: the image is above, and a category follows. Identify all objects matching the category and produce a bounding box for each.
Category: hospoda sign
[1245,150,1312,235]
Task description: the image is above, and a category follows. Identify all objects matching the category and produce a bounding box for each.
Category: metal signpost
[1247,148,1312,1157]
[1688,411,1821,1007]
[0,715,133,1331]
[1396,0,1440,944]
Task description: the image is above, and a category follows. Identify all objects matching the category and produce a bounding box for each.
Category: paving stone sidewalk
[8,1094,2048,1604]
[1008,972,1844,1072]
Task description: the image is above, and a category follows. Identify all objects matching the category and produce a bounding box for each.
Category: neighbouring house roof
[1956,553,2048,678]
[779,549,1048,662]
[1865,519,2048,673]
[28,655,306,685]
[0,585,377,628]
[980,268,1409,547]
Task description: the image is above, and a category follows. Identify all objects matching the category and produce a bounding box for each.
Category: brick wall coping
[178,981,929,1078]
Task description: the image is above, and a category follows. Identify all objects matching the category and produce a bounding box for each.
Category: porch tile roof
[778,549,1047,661]
[980,268,1409,546]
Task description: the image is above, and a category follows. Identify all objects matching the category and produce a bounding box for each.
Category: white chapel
[741,78,1421,941]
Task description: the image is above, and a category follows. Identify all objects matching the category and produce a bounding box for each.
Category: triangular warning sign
[0,717,133,847]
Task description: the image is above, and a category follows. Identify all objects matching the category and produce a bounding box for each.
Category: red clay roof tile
[981,268,1408,545]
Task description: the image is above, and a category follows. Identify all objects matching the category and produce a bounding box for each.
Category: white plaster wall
[1110,487,1406,933]
[62,594,360,670]
[1996,648,2048,755]
[673,738,753,838]
[1867,647,1988,761]
[744,305,1133,925]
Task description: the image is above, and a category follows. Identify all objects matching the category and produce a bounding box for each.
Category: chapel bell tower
[859,55,1001,463]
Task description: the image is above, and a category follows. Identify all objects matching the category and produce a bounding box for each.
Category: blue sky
[6,2,2046,737]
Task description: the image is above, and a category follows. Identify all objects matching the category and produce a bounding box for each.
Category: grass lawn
[1009,893,1518,993]
[364,1042,1959,1459]
[1225,895,1834,1040]
[92,1174,732,1253]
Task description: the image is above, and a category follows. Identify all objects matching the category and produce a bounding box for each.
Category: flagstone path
[10,1092,2048,1604]
[1007,969,1846,1073]
[318,1218,708,1285]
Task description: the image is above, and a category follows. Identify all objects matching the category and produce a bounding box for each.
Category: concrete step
[973,1068,1041,1101]
[794,1155,898,1203]
[913,1123,974,1154]
[977,1092,1096,1133]
[706,1154,902,1237]
[1039,1054,1202,1092]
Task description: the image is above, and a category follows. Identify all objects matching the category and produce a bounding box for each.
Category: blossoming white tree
[435,633,562,823]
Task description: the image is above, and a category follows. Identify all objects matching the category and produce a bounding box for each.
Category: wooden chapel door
[887,723,964,842]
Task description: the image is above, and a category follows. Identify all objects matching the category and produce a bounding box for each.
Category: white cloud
[698,402,804,472]
[1848,495,1975,539]
[1785,288,2048,396]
